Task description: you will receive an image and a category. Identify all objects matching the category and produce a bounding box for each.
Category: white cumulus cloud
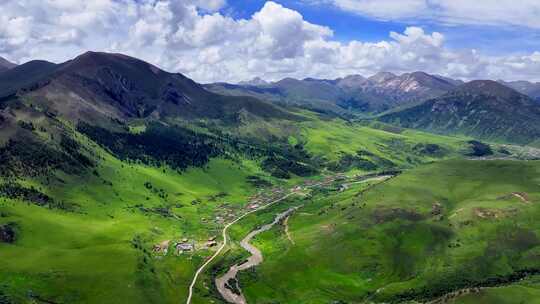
[0,0,538,82]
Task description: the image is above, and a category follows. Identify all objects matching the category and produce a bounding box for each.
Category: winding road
[214,207,299,304]
[185,173,394,304]
[185,192,295,304]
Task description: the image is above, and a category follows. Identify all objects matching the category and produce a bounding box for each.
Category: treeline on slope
[77,122,221,171]
[0,135,93,178]
[77,122,320,178]
[326,140,454,173]
[328,149,395,172]
[261,143,319,178]
[0,183,52,206]
[389,268,540,303]
[465,140,493,157]
[0,183,77,211]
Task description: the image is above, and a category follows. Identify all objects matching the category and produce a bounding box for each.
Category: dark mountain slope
[0,56,17,73]
[10,52,295,124]
[0,52,310,180]
[499,80,540,103]
[0,60,58,97]
[379,80,540,145]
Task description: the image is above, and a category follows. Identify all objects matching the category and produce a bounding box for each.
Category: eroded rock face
[0,222,17,243]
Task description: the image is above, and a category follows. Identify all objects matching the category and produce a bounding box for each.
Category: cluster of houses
[151,238,194,255]
[212,202,239,224]
[211,188,290,226]
[151,175,357,257]
[247,203,260,210]
[152,236,218,256]
[175,238,194,254]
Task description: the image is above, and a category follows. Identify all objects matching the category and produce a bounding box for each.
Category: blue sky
[226,0,405,42]
[224,0,540,56]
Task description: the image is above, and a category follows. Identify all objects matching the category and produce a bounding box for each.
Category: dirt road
[185,192,295,304]
[185,173,396,304]
[215,207,298,304]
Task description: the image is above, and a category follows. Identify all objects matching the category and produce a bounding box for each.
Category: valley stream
[215,207,298,304]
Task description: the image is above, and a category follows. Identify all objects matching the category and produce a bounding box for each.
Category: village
[151,171,396,257]
[150,185,292,257]
[152,236,218,256]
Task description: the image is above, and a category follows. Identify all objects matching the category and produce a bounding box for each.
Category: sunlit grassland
[0,138,275,303]
[231,160,540,303]
[298,119,466,165]
[0,112,525,304]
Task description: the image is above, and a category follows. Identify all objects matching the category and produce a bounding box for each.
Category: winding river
[214,207,299,304]
[185,174,395,304]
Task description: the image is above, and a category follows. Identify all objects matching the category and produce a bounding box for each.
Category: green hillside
[0,107,474,303]
[379,80,540,146]
[207,159,540,304]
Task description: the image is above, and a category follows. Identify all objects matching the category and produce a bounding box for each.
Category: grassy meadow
[0,144,274,303]
[210,159,540,304]
[0,113,535,304]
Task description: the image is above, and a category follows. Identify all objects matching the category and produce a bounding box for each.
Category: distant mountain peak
[453,80,525,100]
[400,71,456,91]
[368,71,397,83]
[336,74,367,88]
[497,79,540,102]
[238,77,268,86]
[0,56,17,71]
[406,71,443,82]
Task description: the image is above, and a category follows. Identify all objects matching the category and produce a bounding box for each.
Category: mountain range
[204,71,540,145]
[205,71,462,114]
[379,80,540,145]
[1,52,540,150]
[207,71,540,115]
[499,80,540,102]
[0,52,294,128]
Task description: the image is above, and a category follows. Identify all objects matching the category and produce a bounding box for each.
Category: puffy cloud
[0,0,539,82]
[251,2,332,59]
[0,15,33,53]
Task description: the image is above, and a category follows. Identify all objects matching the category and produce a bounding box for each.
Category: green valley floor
[199,159,540,304]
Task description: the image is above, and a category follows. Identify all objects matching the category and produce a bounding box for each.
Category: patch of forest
[0,183,77,211]
[77,122,221,171]
[0,136,93,178]
[79,122,320,178]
